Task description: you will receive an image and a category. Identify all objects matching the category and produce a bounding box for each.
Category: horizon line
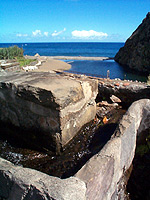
[0,41,125,44]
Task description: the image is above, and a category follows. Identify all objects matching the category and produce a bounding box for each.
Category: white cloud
[16,33,28,37]
[52,28,66,37]
[72,30,108,39]
[32,30,42,36]
[44,32,49,36]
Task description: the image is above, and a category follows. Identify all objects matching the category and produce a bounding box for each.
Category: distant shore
[25,55,110,72]
[48,56,110,61]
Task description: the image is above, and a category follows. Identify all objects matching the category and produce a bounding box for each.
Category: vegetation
[0,45,23,59]
[136,132,150,157]
[0,46,36,67]
[147,75,150,85]
[127,129,150,200]
[17,57,36,67]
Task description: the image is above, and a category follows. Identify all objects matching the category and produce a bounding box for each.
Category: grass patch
[17,57,36,67]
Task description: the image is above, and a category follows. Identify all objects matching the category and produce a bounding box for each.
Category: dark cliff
[115,12,150,74]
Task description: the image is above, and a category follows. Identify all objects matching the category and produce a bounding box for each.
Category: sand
[25,55,109,72]
[24,56,71,72]
[36,58,71,72]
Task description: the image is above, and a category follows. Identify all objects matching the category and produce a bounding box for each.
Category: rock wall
[75,99,150,200]
[0,99,150,200]
[0,72,98,153]
[115,12,150,74]
[98,79,150,107]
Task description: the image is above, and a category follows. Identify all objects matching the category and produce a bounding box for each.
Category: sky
[0,0,150,43]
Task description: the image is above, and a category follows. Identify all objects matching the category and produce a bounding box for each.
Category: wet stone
[0,103,126,178]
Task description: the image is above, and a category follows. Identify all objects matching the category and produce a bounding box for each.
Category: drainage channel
[0,106,126,179]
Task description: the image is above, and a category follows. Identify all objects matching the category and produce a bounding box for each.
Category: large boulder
[115,12,150,74]
[0,157,86,200]
[75,99,150,200]
[0,99,150,200]
[0,72,98,153]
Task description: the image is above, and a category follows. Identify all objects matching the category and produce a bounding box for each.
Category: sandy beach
[25,56,71,72]
[37,58,71,72]
[26,55,109,72]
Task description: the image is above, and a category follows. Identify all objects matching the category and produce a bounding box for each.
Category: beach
[26,55,108,72]
[25,55,71,72]
[37,57,71,72]
[23,55,147,82]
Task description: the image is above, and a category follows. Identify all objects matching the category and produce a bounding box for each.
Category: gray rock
[0,82,150,200]
[0,72,98,153]
[110,95,121,103]
[115,12,150,74]
[0,157,86,200]
[98,80,150,106]
[75,154,114,200]
[75,99,150,200]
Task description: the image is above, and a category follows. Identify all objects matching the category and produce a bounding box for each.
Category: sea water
[0,42,147,81]
[66,59,147,81]
[0,42,123,57]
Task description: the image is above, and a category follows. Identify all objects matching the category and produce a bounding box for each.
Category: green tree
[0,46,24,59]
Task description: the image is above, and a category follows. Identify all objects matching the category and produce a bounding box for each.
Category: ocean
[0,42,148,81]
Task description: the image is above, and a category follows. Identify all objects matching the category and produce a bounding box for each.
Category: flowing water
[0,106,126,178]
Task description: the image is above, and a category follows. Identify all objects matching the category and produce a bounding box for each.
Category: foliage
[0,46,36,67]
[136,144,149,156]
[147,75,150,85]
[136,132,150,156]
[17,57,36,67]
[0,46,24,59]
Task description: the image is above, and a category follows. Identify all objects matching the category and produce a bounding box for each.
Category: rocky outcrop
[75,99,150,200]
[0,157,86,200]
[0,72,98,153]
[0,99,150,200]
[98,79,150,107]
[0,60,21,72]
[115,12,150,74]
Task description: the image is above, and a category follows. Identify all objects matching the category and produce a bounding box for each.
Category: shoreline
[26,55,71,72]
[47,56,110,61]
[25,55,110,72]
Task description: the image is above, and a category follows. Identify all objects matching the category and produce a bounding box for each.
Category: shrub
[147,75,150,85]
[0,46,24,59]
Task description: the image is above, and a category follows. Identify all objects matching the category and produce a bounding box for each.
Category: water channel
[0,105,126,178]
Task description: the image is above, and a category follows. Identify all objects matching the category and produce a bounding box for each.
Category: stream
[0,105,126,178]
[1,104,148,200]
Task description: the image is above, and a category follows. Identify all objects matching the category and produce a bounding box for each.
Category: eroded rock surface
[75,99,150,200]
[0,158,86,200]
[115,12,150,74]
[63,72,150,107]
[98,79,150,107]
[0,72,98,153]
[0,99,150,200]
